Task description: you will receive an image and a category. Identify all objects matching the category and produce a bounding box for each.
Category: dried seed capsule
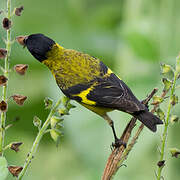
[2,17,11,30]
[0,75,8,86]
[14,64,28,75]
[10,142,23,152]
[15,6,24,16]
[8,166,23,177]
[157,160,165,168]
[0,48,7,59]
[0,100,8,112]
[12,94,27,106]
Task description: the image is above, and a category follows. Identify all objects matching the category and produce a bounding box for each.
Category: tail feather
[134,110,163,132]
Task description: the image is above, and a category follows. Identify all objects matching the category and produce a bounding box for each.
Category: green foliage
[0,157,8,180]
[125,31,160,61]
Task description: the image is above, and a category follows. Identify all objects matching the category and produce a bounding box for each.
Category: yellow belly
[79,102,113,116]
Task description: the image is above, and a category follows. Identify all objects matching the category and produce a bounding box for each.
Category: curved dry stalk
[102,88,158,180]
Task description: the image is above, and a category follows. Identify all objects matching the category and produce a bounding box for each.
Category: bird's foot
[112,138,126,149]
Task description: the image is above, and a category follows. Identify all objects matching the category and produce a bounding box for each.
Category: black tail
[134,110,163,132]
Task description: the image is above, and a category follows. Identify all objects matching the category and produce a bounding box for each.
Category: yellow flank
[80,102,113,116]
[73,86,96,105]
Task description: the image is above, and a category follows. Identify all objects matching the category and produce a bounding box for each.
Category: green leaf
[50,129,62,147]
[160,63,174,79]
[0,157,9,180]
[50,116,64,129]
[162,78,172,92]
[67,102,76,110]
[58,108,69,116]
[61,96,69,106]
[156,108,165,121]
[44,97,53,109]
[33,116,42,129]
[152,96,163,105]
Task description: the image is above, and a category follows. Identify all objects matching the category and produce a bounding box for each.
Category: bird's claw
[112,138,127,149]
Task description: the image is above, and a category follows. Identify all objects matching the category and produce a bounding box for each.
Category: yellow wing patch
[73,86,96,105]
[105,68,121,80]
[107,68,113,75]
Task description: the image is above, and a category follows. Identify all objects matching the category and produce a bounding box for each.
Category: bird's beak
[16,35,28,48]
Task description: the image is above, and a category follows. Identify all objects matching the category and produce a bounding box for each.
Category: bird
[17,33,163,147]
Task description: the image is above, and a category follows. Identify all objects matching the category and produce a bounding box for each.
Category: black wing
[87,73,145,113]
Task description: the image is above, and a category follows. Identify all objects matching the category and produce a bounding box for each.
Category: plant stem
[18,98,61,180]
[0,0,12,156]
[156,61,179,179]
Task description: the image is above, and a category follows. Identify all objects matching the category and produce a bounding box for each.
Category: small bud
[44,97,53,109]
[171,95,178,106]
[160,63,174,79]
[0,75,8,86]
[157,160,165,168]
[58,108,69,116]
[67,102,76,110]
[15,6,24,16]
[0,48,7,59]
[50,129,62,147]
[10,142,23,152]
[62,96,70,106]
[170,115,179,124]
[12,94,27,106]
[170,148,180,158]
[33,116,42,129]
[156,108,165,121]
[50,116,63,129]
[161,63,173,74]
[0,100,8,112]
[14,64,28,75]
[8,166,23,177]
[2,17,11,30]
[151,96,163,105]
[162,78,172,92]
[16,36,28,47]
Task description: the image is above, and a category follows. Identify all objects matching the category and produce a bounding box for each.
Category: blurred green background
[0,0,180,179]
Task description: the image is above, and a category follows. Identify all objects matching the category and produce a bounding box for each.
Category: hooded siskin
[24,33,163,139]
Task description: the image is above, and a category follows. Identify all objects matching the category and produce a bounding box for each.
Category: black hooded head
[24,34,55,62]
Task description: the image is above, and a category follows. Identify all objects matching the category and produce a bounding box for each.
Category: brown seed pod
[8,166,23,177]
[11,142,23,152]
[2,17,11,30]
[0,100,8,112]
[0,48,7,59]
[14,64,28,75]
[0,75,8,86]
[16,36,28,46]
[15,6,24,16]
[157,160,165,168]
[12,94,27,106]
